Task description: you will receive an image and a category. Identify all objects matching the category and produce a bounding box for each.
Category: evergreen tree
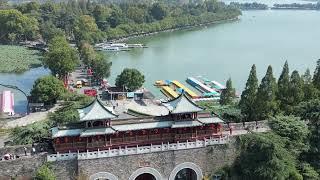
[313,59,320,90]
[255,66,278,119]
[220,78,235,105]
[277,61,291,113]
[302,68,318,101]
[287,70,304,114]
[239,64,258,121]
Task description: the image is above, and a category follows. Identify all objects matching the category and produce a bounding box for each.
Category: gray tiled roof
[77,98,117,121]
[162,93,204,114]
[80,128,115,137]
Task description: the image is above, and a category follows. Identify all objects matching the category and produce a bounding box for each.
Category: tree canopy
[232,133,302,180]
[277,61,291,113]
[219,78,235,105]
[115,68,145,91]
[43,36,79,79]
[255,65,278,119]
[239,64,258,121]
[0,9,39,42]
[30,75,65,105]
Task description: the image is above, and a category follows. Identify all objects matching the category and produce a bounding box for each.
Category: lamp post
[0,83,29,115]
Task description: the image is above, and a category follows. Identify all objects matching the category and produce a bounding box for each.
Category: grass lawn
[0,45,42,73]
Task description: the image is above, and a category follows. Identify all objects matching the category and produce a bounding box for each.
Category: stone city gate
[77,143,238,180]
[89,162,203,180]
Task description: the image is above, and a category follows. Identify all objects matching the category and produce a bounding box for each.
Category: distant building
[0,91,15,116]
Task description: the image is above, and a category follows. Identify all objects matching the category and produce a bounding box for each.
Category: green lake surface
[1,10,320,113]
[107,10,320,97]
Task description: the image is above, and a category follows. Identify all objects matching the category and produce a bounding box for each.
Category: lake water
[1,10,320,112]
[0,67,50,113]
[107,10,320,97]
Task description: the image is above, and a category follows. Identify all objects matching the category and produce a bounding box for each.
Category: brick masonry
[0,137,240,180]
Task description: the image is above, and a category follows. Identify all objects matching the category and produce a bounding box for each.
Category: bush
[35,163,56,180]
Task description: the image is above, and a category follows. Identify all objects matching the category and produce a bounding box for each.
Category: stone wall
[0,155,45,179]
[78,137,239,180]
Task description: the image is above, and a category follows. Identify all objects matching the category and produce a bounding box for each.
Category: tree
[269,115,309,155]
[40,21,65,43]
[43,36,79,79]
[313,59,320,90]
[127,6,145,24]
[287,70,304,114]
[277,61,291,113]
[255,65,278,119]
[78,41,96,66]
[35,163,56,180]
[30,75,65,105]
[0,9,39,42]
[239,64,258,121]
[115,68,145,91]
[91,53,112,80]
[295,99,320,171]
[302,68,318,101]
[150,3,168,20]
[233,133,302,180]
[220,78,236,105]
[10,121,50,145]
[74,15,105,44]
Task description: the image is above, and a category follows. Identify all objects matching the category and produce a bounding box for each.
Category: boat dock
[161,86,179,99]
[197,76,225,91]
[171,80,198,99]
[186,77,220,97]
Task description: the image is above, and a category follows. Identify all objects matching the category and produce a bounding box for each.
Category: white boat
[127,44,144,48]
[100,46,120,51]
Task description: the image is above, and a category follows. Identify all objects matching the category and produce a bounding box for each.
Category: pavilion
[51,93,224,153]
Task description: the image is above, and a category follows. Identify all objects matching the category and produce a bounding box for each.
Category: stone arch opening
[89,172,118,180]
[169,162,203,180]
[135,173,156,180]
[129,167,163,180]
[174,168,197,180]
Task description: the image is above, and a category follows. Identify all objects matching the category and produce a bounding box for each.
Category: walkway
[3,104,60,128]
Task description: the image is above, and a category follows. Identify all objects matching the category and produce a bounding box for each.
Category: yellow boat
[161,86,179,99]
[171,80,198,99]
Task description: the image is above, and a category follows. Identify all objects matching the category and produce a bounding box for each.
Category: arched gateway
[89,172,118,180]
[169,162,203,180]
[129,167,163,180]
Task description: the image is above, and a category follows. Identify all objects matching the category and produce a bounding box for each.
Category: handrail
[47,135,229,162]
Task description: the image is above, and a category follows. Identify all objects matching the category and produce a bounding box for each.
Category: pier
[161,86,179,99]
[171,80,199,99]
[186,77,220,97]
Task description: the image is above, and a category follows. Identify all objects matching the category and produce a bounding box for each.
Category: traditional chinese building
[51,94,224,153]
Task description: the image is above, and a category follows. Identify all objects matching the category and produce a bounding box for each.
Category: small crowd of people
[0,146,36,161]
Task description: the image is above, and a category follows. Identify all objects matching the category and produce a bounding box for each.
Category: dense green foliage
[0,0,241,44]
[0,45,42,73]
[74,15,105,44]
[277,61,291,113]
[232,133,303,180]
[269,115,309,155]
[10,121,50,145]
[239,64,258,121]
[115,68,145,91]
[255,66,278,119]
[30,75,65,105]
[43,36,79,79]
[0,9,39,43]
[313,59,320,90]
[79,42,112,81]
[34,163,56,180]
[219,78,235,105]
[50,92,93,126]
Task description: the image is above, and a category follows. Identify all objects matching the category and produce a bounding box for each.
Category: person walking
[23,147,27,156]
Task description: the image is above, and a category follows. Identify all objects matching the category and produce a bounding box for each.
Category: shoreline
[111,17,240,43]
